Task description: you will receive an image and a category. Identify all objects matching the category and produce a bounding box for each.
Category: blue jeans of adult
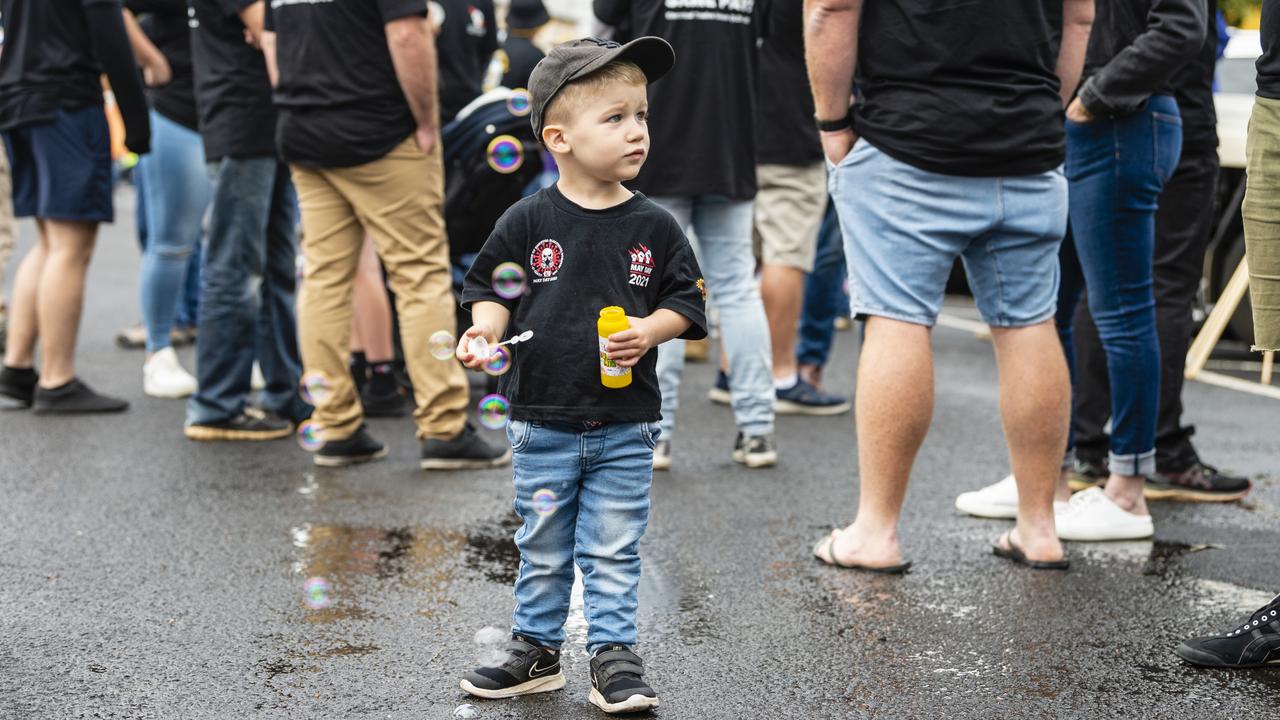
[1059,95,1182,477]
[797,201,849,369]
[134,110,210,351]
[650,196,774,439]
[508,419,660,654]
[187,156,308,425]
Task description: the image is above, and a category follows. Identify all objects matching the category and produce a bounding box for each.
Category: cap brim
[573,36,675,86]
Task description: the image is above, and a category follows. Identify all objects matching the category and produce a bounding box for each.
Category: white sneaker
[143,347,198,398]
[1054,486,1154,541]
[251,362,266,391]
[653,440,671,471]
[956,474,1070,519]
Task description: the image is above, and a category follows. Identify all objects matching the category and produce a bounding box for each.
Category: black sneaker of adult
[184,409,293,441]
[775,378,852,416]
[0,365,38,408]
[1067,458,1108,491]
[460,635,565,699]
[1176,594,1280,668]
[420,423,512,470]
[32,379,129,414]
[589,645,659,714]
[315,423,389,467]
[1146,462,1252,502]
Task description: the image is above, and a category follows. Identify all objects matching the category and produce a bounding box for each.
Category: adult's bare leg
[35,219,98,387]
[3,219,47,369]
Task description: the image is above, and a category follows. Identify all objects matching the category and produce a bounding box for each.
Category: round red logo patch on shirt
[530,239,564,280]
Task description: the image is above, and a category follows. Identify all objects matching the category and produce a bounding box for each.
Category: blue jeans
[1060,95,1182,476]
[797,201,849,368]
[187,157,308,425]
[651,196,775,438]
[508,420,659,654]
[135,111,210,351]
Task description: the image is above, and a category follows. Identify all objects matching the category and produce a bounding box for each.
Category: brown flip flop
[992,531,1070,571]
[812,530,912,574]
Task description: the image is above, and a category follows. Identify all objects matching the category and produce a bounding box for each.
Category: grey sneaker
[652,440,671,471]
[732,432,777,468]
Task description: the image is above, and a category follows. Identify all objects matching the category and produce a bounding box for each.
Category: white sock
[774,373,798,391]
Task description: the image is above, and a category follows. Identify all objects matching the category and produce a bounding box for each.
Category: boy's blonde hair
[543,60,647,131]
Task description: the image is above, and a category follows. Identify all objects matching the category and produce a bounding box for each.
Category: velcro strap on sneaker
[599,661,645,681]
[593,649,643,670]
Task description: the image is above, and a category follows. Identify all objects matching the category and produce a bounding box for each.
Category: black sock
[3,365,36,379]
[368,362,396,394]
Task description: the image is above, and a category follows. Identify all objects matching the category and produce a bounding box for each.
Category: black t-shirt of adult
[595,0,762,200]
[756,0,821,166]
[462,185,708,425]
[127,0,198,131]
[1261,0,1280,100]
[501,35,544,90]
[190,0,275,162]
[854,0,1066,178]
[0,0,115,131]
[270,0,424,168]
[1170,0,1218,153]
[435,0,499,123]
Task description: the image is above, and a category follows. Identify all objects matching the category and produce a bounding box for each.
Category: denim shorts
[828,139,1068,328]
[3,106,113,223]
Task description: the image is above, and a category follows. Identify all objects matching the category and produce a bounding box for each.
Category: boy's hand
[456,323,498,370]
[605,317,657,369]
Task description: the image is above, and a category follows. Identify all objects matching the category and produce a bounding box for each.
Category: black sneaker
[184,408,293,441]
[32,378,129,414]
[707,370,731,405]
[1067,458,1108,491]
[460,634,565,699]
[775,378,851,416]
[315,423,388,467]
[1176,594,1280,668]
[732,432,777,468]
[1145,462,1252,502]
[589,645,658,714]
[420,422,512,470]
[0,365,38,408]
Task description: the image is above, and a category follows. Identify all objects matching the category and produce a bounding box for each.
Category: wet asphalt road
[2,188,1279,720]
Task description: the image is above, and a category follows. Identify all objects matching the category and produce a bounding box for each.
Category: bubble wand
[467,330,534,361]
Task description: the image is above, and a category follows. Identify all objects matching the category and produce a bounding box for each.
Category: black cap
[528,36,675,141]
[507,0,550,30]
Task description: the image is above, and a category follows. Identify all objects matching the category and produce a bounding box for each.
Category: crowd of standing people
[0,0,1278,711]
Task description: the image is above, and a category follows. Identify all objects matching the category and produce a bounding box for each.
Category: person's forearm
[239,0,266,44]
[85,3,150,153]
[472,302,511,339]
[1078,0,1205,116]
[644,309,693,346]
[386,16,439,131]
[122,10,164,71]
[1056,0,1094,106]
[804,0,861,122]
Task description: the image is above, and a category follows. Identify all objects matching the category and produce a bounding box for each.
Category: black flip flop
[813,532,912,575]
[992,531,1069,571]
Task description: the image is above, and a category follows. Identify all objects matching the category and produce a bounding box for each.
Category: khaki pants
[1244,95,1280,351]
[292,137,468,440]
[0,149,14,304]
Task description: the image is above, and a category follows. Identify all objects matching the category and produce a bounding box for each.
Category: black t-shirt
[1261,0,1280,100]
[269,0,423,168]
[190,0,275,162]
[1171,0,1217,153]
[435,0,499,123]
[501,34,543,90]
[756,0,821,166]
[462,185,708,424]
[0,0,114,130]
[594,0,761,200]
[127,0,198,131]
[855,0,1066,177]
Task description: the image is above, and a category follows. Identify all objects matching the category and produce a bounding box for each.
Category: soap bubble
[467,336,492,362]
[532,488,558,517]
[297,420,324,452]
[507,88,532,117]
[299,372,331,406]
[429,330,456,360]
[473,626,507,646]
[303,577,331,610]
[477,394,510,430]
[453,705,480,720]
[492,262,527,300]
[483,346,512,377]
[487,135,524,174]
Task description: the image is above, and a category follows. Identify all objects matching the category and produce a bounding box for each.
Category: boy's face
[553,80,650,182]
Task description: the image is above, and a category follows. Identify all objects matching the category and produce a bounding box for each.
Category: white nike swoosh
[528,659,558,678]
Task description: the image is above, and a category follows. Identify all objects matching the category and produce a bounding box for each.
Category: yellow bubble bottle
[598,306,632,389]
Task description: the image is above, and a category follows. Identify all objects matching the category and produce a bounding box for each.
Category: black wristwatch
[815,110,852,133]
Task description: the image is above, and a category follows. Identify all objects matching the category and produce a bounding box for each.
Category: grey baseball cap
[528,36,675,140]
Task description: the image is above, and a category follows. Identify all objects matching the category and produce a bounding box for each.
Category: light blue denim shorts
[828,139,1068,328]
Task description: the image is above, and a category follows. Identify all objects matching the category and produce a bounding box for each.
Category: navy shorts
[4,105,113,223]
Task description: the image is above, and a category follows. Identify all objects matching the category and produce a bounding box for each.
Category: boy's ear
[542,123,570,154]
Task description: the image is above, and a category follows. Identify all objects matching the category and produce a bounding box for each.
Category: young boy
[455,37,706,714]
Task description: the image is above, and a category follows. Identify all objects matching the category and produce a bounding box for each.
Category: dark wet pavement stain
[463,512,523,585]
